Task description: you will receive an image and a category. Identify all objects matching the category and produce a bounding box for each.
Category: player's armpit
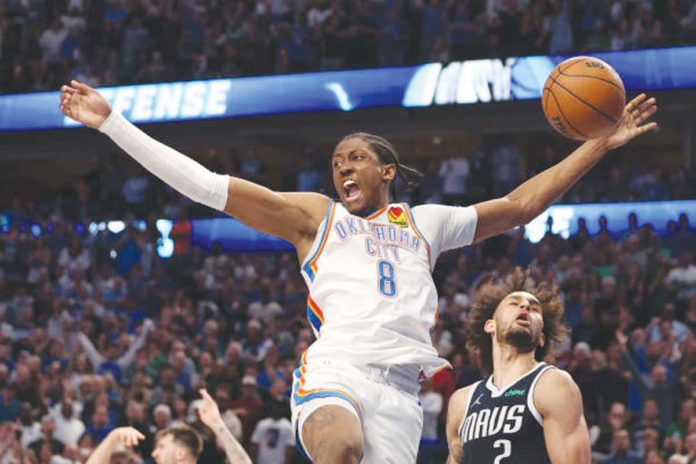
[535,370,591,464]
[445,387,472,464]
[472,198,527,243]
[225,179,330,257]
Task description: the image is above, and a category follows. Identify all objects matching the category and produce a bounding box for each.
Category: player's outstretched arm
[85,427,145,464]
[535,370,591,464]
[197,389,252,464]
[59,80,329,258]
[446,387,472,464]
[472,94,657,243]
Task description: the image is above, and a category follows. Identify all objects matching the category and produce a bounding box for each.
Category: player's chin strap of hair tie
[99,111,229,211]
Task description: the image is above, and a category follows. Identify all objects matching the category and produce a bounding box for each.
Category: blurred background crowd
[0,153,694,463]
[2,0,696,93]
[1,0,695,464]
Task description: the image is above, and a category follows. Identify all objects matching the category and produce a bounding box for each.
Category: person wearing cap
[231,375,264,444]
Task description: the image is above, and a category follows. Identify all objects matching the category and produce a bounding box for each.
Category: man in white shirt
[39,17,67,64]
[52,401,85,446]
[438,145,470,205]
[665,251,696,300]
[251,402,294,464]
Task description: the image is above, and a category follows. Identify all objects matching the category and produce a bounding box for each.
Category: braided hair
[341,132,423,201]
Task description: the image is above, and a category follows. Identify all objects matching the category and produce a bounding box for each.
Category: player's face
[331,137,394,216]
[489,291,544,352]
[151,435,178,464]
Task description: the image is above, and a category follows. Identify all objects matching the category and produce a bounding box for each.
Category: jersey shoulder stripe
[302,200,337,282]
[402,203,432,267]
[527,365,556,426]
[306,295,325,335]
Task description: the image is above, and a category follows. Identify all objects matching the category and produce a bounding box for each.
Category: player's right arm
[59,80,329,260]
[446,386,473,464]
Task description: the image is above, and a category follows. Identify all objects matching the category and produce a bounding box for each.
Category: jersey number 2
[493,439,511,464]
[377,260,397,297]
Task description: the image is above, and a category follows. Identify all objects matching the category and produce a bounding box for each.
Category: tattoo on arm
[214,424,251,464]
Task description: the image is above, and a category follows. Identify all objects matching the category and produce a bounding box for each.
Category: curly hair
[465,269,568,377]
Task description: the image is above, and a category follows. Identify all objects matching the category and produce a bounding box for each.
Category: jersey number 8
[377,260,397,297]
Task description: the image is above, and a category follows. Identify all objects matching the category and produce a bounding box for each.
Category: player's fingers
[637,122,658,134]
[632,98,656,119]
[637,97,656,112]
[61,85,78,95]
[199,388,212,401]
[636,105,658,124]
[625,93,647,112]
[70,79,92,94]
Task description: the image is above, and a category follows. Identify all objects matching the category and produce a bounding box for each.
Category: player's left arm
[445,386,473,464]
[472,94,657,243]
[535,369,591,464]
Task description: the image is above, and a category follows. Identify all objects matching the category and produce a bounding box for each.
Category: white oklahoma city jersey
[300,201,478,375]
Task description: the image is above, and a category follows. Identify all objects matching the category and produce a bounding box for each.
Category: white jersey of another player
[300,201,477,376]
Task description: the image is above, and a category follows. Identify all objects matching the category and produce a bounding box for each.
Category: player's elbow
[506,196,538,226]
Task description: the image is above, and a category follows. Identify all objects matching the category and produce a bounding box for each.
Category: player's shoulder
[447,382,479,429]
[534,368,582,413]
[411,203,477,218]
[448,383,477,413]
[536,367,577,390]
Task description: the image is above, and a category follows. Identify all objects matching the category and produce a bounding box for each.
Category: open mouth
[515,313,530,327]
[343,179,361,201]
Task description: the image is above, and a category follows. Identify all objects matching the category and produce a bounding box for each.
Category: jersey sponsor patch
[388,206,408,228]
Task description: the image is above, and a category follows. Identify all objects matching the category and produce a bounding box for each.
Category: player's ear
[381,163,396,182]
[484,319,495,335]
[539,332,545,348]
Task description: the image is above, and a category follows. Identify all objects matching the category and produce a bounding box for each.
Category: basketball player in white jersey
[59,80,656,463]
[446,270,590,463]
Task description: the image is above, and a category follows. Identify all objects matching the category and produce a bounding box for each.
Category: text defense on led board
[0,46,694,132]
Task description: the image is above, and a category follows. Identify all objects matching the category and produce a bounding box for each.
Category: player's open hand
[108,427,145,447]
[602,93,658,150]
[59,80,112,129]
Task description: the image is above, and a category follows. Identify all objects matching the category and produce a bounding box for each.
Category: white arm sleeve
[411,204,478,261]
[99,112,229,211]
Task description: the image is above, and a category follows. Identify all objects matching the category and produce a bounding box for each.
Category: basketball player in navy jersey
[446,270,590,463]
[60,81,653,463]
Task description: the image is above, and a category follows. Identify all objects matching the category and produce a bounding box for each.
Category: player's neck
[490,344,538,390]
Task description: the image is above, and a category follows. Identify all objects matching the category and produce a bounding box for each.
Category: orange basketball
[541,56,626,141]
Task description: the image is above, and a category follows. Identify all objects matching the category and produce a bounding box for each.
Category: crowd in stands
[0,155,695,462]
[1,0,696,93]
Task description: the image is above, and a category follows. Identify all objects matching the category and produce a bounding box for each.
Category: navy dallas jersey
[459,363,554,464]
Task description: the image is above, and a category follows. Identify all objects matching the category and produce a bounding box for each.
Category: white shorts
[290,358,423,464]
